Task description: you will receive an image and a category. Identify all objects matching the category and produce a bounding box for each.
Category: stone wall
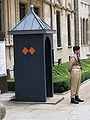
[2,0,89,77]
[79,0,90,59]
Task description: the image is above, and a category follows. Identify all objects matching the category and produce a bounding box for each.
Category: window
[86,19,88,44]
[34,7,39,16]
[80,18,83,45]
[56,11,61,47]
[67,14,71,46]
[83,18,85,44]
[81,18,88,45]
[0,0,2,31]
[69,56,71,61]
[58,58,61,65]
[19,3,26,20]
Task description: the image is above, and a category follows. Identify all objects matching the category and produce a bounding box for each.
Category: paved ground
[0,79,90,120]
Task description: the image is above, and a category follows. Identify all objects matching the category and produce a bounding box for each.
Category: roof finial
[30,5,34,12]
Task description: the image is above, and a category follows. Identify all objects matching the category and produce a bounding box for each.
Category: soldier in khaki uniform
[68,46,84,104]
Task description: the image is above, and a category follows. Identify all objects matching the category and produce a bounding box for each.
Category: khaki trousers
[70,69,81,98]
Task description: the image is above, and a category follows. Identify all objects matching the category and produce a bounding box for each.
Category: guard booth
[9,5,55,102]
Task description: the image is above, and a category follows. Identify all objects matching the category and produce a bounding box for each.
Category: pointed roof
[9,5,55,35]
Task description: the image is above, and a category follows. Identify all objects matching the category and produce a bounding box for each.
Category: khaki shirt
[68,54,81,72]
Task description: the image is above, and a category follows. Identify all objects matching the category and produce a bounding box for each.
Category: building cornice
[42,0,75,13]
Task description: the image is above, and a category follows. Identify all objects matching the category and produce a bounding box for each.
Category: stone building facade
[79,0,90,58]
[0,0,89,77]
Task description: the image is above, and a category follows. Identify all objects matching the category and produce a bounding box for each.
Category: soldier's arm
[68,57,75,72]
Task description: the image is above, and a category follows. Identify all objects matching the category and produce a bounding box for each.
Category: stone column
[3,0,9,44]
[15,0,19,25]
[6,0,16,31]
[4,0,15,44]
[88,2,90,45]
[74,0,79,46]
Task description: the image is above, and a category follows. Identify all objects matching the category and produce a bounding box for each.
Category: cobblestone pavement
[0,79,90,120]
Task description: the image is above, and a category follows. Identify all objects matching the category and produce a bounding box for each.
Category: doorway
[45,37,53,97]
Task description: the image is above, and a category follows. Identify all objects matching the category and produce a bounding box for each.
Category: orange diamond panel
[29,47,35,55]
[22,47,28,55]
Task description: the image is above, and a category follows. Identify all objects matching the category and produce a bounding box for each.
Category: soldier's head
[73,46,80,55]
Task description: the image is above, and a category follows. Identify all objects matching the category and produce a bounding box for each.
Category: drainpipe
[50,0,54,66]
[74,0,79,46]
[50,0,53,30]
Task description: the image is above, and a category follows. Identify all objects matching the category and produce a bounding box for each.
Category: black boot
[75,95,84,102]
[70,98,79,104]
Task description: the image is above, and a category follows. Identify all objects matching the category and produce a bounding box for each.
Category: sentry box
[9,5,55,102]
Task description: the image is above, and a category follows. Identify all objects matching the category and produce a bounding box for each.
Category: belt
[72,68,81,71]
